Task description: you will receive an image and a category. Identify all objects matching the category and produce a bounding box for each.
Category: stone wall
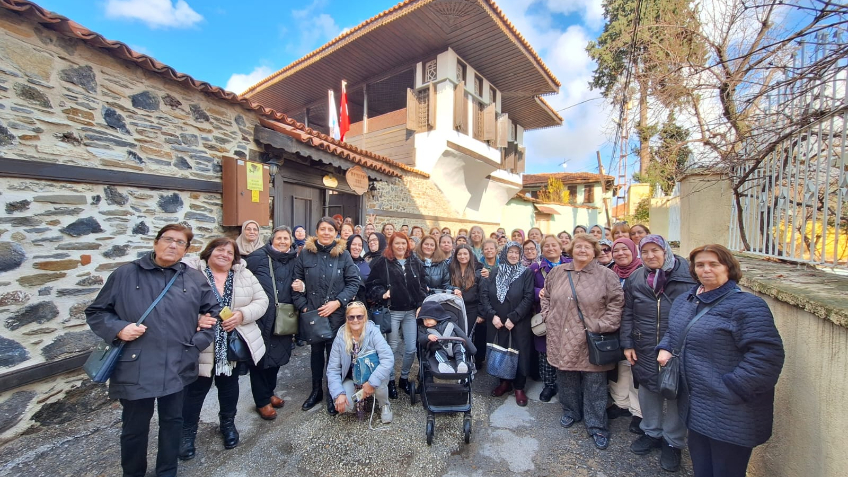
[0,8,266,438]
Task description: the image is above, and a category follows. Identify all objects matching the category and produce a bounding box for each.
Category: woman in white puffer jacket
[178,237,268,460]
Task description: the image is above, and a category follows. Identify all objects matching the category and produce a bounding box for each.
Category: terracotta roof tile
[523,172,615,187]
[0,0,426,178]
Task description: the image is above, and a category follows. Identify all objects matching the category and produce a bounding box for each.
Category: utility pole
[597,150,611,227]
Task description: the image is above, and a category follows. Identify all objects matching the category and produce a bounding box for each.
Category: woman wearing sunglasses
[326,302,395,423]
[598,239,615,269]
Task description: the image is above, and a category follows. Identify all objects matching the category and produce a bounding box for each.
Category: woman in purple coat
[529,235,572,402]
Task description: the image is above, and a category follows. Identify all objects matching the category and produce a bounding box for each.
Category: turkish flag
[339,80,350,141]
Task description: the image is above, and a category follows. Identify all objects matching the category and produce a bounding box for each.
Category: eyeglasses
[159,237,188,247]
[601,248,612,254]
[346,314,366,321]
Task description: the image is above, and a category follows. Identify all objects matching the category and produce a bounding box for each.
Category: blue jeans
[388,309,417,379]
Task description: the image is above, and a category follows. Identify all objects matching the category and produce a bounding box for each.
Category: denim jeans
[388,309,417,379]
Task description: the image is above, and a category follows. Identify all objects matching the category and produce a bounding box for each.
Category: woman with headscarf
[573,225,587,236]
[347,234,370,304]
[589,224,605,240]
[236,220,263,257]
[292,226,307,254]
[510,228,525,243]
[364,232,386,264]
[521,239,541,267]
[607,237,644,434]
[598,239,615,268]
[621,234,695,472]
[530,235,565,402]
[479,241,534,406]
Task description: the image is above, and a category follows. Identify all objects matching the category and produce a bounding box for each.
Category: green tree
[636,112,690,195]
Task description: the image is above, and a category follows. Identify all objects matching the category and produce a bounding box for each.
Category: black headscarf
[364,232,387,261]
[346,234,366,263]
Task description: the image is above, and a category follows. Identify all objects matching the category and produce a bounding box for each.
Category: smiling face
[367,234,380,252]
[244,222,260,241]
[390,235,408,259]
[456,236,467,246]
[420,237,436,257]
[340,224,354,240]
[316,221,337,246]
[349,236,363,257]
[598,243,613,264]
[506,246,521,265]
[209,243,236,271]
[571,238,596,265]
[412,227,424,239]
[470,227,483,244]
[558,232,571,249]
[630,225,648,244]
[456,248,470,265]
[153,230,190,267]
[497,235,507,247]
[612,242,633,267]
[364,223,376,236]
[542,236,562,261]
[429,227,441,237]
[640,242,665,269]
[528,228,542,243]
[523,242,538,260]
[295,227,306,240]
[345,304,367,335]
[511,231,523,242]
[482,241,497,259]
[272,230,292,253]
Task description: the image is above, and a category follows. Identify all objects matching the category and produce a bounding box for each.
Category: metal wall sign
[346,166,369,195]
[322,174,338,188]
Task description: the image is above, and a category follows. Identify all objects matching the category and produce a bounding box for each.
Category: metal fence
[729,31,848,268]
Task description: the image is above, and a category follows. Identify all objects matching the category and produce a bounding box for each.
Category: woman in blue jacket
[658,244,784,477]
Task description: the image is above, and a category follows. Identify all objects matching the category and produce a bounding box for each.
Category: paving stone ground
[0,345,693,477]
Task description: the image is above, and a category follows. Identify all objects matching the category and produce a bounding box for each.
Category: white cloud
[285,1,342,55]
[225,66,273,95]
[104,0,203,29]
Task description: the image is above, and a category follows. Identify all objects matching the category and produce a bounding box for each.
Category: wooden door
[275,181,323,230]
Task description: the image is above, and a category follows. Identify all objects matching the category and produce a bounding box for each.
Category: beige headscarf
[235,219,263,256]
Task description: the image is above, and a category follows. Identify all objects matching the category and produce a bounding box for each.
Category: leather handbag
[269,256,298,336]
[299,309,334,344]
[353,349,380,386]
[530,313,546,336]
[567,270,622,366]
[83,268,180,383]
[369,305,392,334]
[227,331,251,362]
[659,289,739,399]
[486,330,519,380]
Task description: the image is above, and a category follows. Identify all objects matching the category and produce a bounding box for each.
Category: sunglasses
[347,314,366,321]
[601,248,612,253]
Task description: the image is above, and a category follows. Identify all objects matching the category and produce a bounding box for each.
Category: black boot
[398,377,409,395]
[326,391,338,416]
[219,416,239,450]
[178,424,197,461]
[302,379,323,411]
[387,379,398,400]
[539,384,557,402]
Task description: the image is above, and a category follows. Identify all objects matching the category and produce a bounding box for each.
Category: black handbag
[567,270,622,366]
[227,331,251,362]
[659,289,739,399]
[83,268,180,383]
[298,254,341,345]
[367,258,393,334]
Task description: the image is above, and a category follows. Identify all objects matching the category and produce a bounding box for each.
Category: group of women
[88,218,785,477]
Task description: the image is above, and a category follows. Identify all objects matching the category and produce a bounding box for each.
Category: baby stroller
[411,292,475,445]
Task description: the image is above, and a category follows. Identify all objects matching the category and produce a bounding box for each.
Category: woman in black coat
[245,226,298,421]
[292,217,360,415]
[365,232,427,397]
[414,234,451,293]
[449,244,486,366]
[479,241,534,407]
[347,234,370,304]
[621,234,696,472]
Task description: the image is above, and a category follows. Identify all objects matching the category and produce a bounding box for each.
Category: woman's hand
[492,315,503,329]
[657,350,673,367]
[476,316,484,324]
[117,323,146,341]
[428,334,438,342]
[317,300,341,317]
[291,279,305,293]
[382,289,391,300]
[480,268,489,279]
[361,382,375,399]
[453,288,462,297]
[221,310,243,332]
[334,394,348,413]
[504,319,514,330]
[624,348,637,365]
[539,288,546,299]
[197,313,215,331]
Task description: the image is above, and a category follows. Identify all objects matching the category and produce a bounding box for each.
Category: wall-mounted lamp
[267,161,280,177]
[368,181,377,192]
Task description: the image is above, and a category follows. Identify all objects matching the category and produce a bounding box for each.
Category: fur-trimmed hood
[303,236,348,257]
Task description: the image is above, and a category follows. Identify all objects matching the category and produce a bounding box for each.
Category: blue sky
[36,0,618,175]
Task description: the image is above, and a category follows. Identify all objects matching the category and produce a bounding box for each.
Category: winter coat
[327,321,395,399]
[416,315,478,356]
[620,256,696,391]
[352,258,370,304]
[658,281,784,447]
[541,260,624,373]
[529,260,560,353]
[182,256,268,377]
[450,262,483,330]
[365,255,427,312]
[245,243,297,368]
[417,255,451,292]
[85,253,220,401]
[292,237,361,331]
[479,268,534,375]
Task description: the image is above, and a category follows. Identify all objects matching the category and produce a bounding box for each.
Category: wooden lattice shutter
[483,103,496,141]
[496,113,509,148]
[407,88,419,131]
[454,81,467,133]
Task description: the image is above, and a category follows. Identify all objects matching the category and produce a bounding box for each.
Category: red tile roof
[523,172,615,187]
[0,0,425,178]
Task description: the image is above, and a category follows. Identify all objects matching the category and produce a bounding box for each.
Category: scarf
[235,220,263,256]
[640,234,676,295]
[364,232,387,260]
[292,225,307,250]
[511,228,525,242]
[205,266,234,376]
[521,240,541,267]
[611,238,642,279]
[542,256,561,269]
[346,234,365,263]
[495,241,526,303]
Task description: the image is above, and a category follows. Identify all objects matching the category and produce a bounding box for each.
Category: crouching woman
[327,301,395,424]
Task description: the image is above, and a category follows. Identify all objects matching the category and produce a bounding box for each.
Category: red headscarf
[612,238,642,279]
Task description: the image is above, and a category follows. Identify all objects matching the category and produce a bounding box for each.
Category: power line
[556,96,604,112]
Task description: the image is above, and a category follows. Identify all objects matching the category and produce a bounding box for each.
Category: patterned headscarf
[521,239,541,267]
[611,238,642,279]
[495,241,526,303]
[639,234,676,294]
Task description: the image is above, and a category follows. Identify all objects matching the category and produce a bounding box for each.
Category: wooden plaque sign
[346,166,369,195]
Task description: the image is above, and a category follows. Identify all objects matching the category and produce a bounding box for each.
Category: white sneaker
[456,361,469,373]
[381,403,393,423]
[438,362,455,373]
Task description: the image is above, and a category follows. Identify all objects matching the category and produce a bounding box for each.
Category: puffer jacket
[245,243,297,368]
[415,254,451,292]
[365,255,427,312]
[85,253,220,400]
[541,260,624,372]
[659,281,784,447]
[327,321,395,399]
[620,256,695,391]
[292,237,360,331]
[182,256,268,376]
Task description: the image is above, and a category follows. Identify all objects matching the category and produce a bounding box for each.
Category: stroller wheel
[463,415,472,444]
[426,416,435,445]
[409,381,417,405]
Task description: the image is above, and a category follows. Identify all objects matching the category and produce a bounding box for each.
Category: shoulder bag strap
[136,267,181,326]
[385,258,392,307]
[674,288,739,355]
[268,255,279,306]
[325,254,341,304]
[566,270,589,332]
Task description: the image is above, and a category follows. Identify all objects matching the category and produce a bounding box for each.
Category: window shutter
[516,146,526,173]
[454,81,467,132]
[428,83,437,128]
[483,102,496,141]
[406,88,419,131]
[496,113,509,148]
